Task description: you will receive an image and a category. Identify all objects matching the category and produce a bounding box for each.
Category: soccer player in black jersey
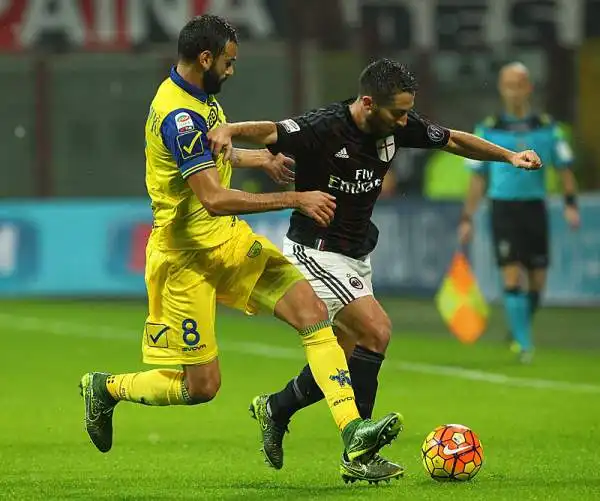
[209,58,541,483]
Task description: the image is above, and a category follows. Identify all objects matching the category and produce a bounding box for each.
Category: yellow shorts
[142,220,304,366]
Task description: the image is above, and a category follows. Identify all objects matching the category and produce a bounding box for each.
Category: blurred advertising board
[0,198,598,304]
[0,200,150,295]
[2,0,600,52]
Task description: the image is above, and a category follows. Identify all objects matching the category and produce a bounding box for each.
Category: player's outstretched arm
[231,148,295,185]
[208,122,278,161]
[187,168,335,227]
[444,129,542,170]
[458,173,487,246]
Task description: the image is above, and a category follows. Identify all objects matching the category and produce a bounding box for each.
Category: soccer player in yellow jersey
[79,14,402,469]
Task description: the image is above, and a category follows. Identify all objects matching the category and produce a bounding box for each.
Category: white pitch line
[2,312,600,394]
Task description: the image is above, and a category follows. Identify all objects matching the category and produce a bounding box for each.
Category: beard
[365,114,394,138]
[204,65,226,95]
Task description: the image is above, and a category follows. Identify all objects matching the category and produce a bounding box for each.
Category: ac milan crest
[376,135,395,162]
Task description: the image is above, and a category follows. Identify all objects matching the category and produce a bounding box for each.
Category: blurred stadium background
[1,1,599,500]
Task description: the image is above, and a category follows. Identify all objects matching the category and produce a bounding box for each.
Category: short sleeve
[395,111,451,149]
[466,124,489,175]
[160,108,215,179]
[266,116,317,157]
[550,124,574,170]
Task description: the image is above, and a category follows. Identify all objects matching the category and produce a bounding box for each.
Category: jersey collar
[342,98,364,136]
[501,111,534,123]
[170,66,208,102]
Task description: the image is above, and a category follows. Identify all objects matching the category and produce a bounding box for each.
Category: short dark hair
[178,15,238,62]
[359,58,418,105]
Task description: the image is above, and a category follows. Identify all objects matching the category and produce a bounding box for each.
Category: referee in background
[458,62,580,363]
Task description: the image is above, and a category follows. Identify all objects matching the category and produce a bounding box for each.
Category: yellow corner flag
[435,252,489,344]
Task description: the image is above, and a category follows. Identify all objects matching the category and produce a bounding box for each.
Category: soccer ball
[421,424,484,481]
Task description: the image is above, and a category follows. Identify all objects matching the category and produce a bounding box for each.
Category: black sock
[268,364,323,424]
[267,345,385,424]
[347,345,385,419]
[528,291,540,318]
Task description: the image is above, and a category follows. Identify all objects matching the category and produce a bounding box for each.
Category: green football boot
[340,453,405,484]
[342,412,403,462]
[249,394,289,470]
[79,372,118,453]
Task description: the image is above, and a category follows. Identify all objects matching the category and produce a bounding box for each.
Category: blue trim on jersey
[169,66,208,103]
[468,113,573,201]
[500,112,534,123]
[160,108,214,179]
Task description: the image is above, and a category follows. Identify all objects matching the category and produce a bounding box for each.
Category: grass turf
[1,299,599,500]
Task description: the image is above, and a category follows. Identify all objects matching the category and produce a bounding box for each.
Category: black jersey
[267,100,451,258]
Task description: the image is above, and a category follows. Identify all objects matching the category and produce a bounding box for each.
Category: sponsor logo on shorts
[247,240,263,258]
[329,368,352,388]
[348,276,364,290]
[182,344,207,352]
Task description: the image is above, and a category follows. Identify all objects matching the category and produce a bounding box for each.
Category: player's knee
[501,264,521,288]
[298,295,329,328]
[359,315,392,353]
[185,374,221,404]
[276,280,330,331]
[285,291,329,331]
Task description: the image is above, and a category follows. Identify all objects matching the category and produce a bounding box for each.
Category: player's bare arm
[231,148,295,185]
[458,173,487,245]
[208,122,278,160]
[444,129,542,170]
[187,167,334,227]
[558,168,580,229]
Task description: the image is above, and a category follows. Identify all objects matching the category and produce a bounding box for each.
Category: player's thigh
[334,296,392,353]
[282,238,372,322]
[216,221,304,316]
[273,278,330,330]
[143,246,218,366]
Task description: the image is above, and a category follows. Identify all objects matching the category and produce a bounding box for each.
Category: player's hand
[261,150,295,185]
[207,124,234,162]
[457,220,473,246]
[564,205,580,230]
[296,191,336,227]
[511,150,542,170]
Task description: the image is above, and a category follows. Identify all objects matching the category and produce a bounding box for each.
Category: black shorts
[490,199,549,269]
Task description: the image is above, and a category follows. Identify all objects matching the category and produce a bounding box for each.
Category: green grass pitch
[1,298,599,500]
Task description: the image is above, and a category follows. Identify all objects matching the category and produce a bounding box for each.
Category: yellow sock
[106,369,191,406]
[300,321,360,431]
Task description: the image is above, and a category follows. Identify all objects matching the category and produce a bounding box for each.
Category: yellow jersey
[144,67,235,250]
